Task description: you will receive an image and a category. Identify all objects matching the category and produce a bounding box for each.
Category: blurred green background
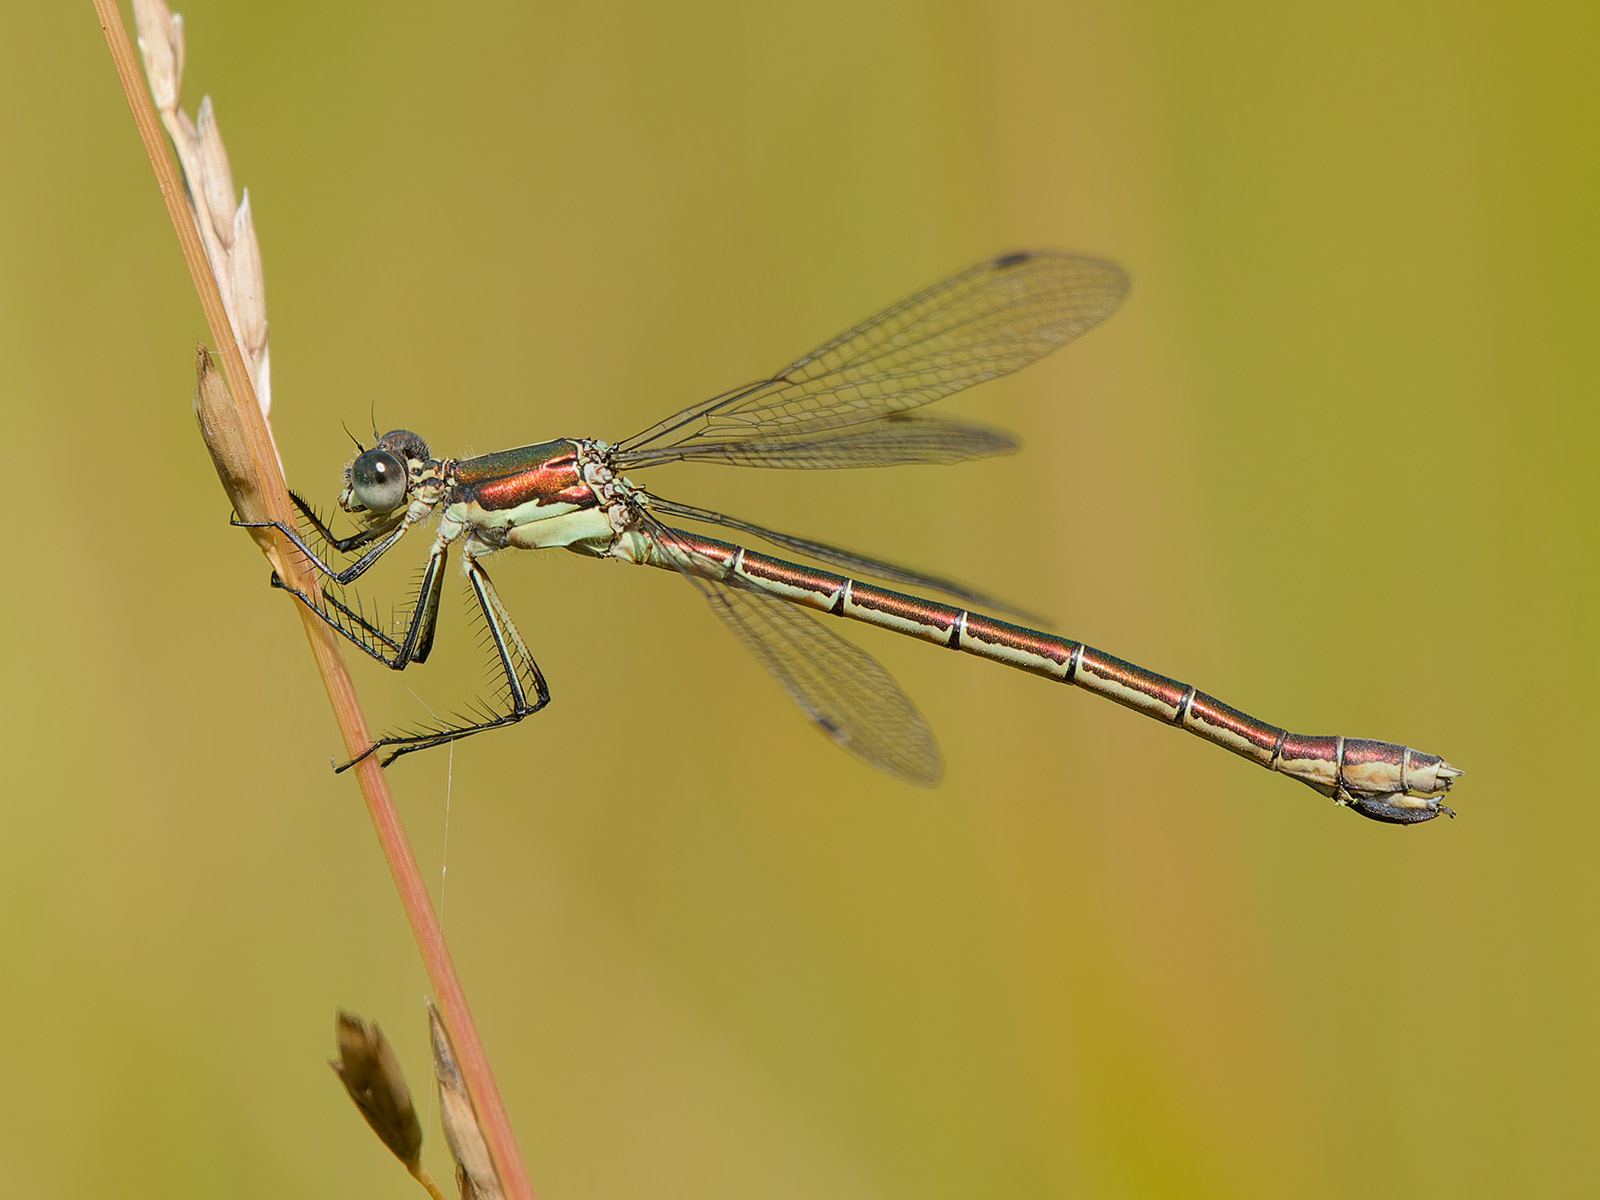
[2,1,1595,1196]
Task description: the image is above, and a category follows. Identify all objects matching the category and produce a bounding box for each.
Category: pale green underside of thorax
[444,496,619,554]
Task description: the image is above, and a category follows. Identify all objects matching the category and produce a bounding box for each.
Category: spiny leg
[285,491,393,555]
[271,539,449,670]
[335,554,550,771]
[271,573,402,661]
[232,492,412,585]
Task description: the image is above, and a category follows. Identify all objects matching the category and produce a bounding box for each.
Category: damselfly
[242,250,1460,824]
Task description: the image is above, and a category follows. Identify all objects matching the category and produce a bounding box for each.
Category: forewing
[617,250,1127,462]
[618,414,1018,470]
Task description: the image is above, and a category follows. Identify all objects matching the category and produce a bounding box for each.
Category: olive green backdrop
[2,2,1595,1196]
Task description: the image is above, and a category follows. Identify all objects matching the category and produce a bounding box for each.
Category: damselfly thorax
[242,250,1461,824]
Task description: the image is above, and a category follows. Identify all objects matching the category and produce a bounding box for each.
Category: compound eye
[349,448,408,512]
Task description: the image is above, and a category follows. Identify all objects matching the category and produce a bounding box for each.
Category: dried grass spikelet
[330,1011,451,1200]
[429,1000,507,1200]
[192,343,272,531]
[331,1011,424,1170]
[132,0,274,434]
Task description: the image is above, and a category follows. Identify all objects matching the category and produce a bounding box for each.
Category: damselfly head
[341,429,430,514]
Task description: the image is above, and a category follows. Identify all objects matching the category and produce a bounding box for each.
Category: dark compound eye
[349,448,408,512]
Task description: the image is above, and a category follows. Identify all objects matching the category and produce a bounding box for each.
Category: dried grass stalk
[94,3,537,1198]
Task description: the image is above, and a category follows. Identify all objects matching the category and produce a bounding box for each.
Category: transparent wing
[704,578,944,787]
[645,495,1041,621]
[616,249,1127,465]
[645,520,942,787]
[618,413,1019,470]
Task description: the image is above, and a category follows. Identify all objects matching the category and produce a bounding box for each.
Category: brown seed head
[329,1010,423,1171]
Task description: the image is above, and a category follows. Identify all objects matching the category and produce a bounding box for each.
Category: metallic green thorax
[440,439,621,556]
[337,433,628,561]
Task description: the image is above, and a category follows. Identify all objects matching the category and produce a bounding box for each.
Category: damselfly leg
[242,494,550,768]
[232,492,408,585]
[331,553,549,770]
